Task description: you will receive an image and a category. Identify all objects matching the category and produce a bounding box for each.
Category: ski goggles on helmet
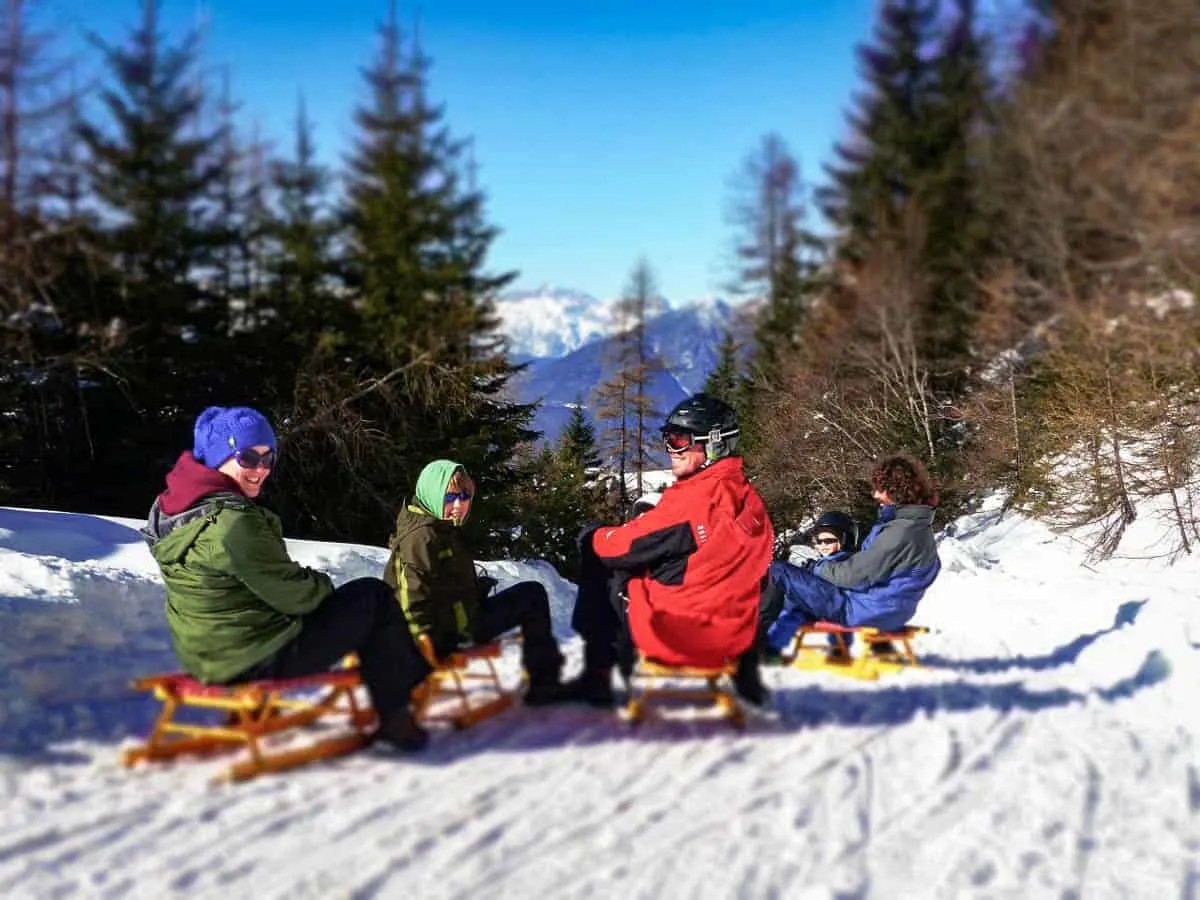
[234,447,276,469]
[662,428,698,454]
[663,425,739,456]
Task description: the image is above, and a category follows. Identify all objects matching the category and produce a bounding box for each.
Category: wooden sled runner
[624,658,745,729]
[412,635,521,730]
[787,621,929,681]
[122,668,375,783]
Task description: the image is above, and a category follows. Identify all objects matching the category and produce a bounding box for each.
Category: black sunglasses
[234,448,276,469]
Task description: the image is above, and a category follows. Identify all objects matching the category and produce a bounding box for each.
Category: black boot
[732,652,770,709]
[525,667,615,708]
[523,678,572,706]
[374,709,430,752]
[869,640,897,659]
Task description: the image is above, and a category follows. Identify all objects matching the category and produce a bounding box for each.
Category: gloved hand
[577,521,603,550]
[788,544,821,566]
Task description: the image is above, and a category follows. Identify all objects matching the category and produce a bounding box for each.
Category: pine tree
[210,66,242,305]
[558,400,602,473]
[79,0,228,336]
[57,0,243,514]
[817,0,994,385]
[593,363,630,517]
[239,121,272,308]
[273,4,535,549]
[919,0,994,381]
[526,401,607,576]
[818,0,942,257]
[508,441,601,579]
[703,329,743,404]
[0,0,76,239]
[726,133,825,388]
[267,93,343,345]
[593,258,662,512]
[342,5,513,365]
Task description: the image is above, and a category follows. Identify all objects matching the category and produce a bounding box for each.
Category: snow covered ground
[0,497,1197,899]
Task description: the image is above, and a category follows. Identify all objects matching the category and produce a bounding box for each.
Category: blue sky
[52,0,876,303]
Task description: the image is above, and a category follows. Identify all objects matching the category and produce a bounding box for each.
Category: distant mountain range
[494,286,758,443]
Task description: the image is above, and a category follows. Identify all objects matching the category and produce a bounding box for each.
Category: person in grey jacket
[762,454,941,655]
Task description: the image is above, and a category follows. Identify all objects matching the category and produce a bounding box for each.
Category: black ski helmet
[809,510,859,551]
[662,393,740,460]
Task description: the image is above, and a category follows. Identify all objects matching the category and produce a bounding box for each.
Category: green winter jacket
[383,460,482,652]
[143,493,333,683]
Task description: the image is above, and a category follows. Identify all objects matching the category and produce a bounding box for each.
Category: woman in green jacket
[142,405,432,751]
[384,459,570,704]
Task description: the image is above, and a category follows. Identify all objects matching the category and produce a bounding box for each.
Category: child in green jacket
[384,459,571,705]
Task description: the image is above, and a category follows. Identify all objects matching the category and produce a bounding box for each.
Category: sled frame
[412,635,520,730]
[789,622,929,681]
[122,669,375,783]
[624,659,744,729]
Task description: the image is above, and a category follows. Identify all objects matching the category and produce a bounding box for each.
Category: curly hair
[870,454,939,506]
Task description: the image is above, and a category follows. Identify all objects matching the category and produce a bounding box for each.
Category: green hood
[414,458,467,521]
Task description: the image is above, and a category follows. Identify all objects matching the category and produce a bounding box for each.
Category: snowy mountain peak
[495,285,728,362]
[495,285,617,361]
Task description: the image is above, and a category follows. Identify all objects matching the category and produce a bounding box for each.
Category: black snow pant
[570,531,634,675]
[463,580,564,686]
[231,576,432,724]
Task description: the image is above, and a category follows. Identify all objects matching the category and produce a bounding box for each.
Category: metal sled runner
[122,668,375,783]
[788,621,929,680]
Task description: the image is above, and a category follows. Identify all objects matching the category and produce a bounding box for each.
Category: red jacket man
[593,455,773,667]
[557,393,775,708]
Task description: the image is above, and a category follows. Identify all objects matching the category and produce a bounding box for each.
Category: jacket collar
[675,455,745,487]
[157,451,247,516]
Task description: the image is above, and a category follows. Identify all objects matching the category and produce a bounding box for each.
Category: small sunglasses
[813,536,841,547]
[445,490,473,503]
[234,448,276,469]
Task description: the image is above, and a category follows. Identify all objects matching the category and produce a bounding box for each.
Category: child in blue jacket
[764,456,941,656]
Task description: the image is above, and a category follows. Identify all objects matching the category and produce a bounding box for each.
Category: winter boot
[826,633,852,661]
[522,666,571,706]
[526,667,615,708]
[868,640,898,659]
[732,652,771,709]
[374,709,430,753]
[523,678,574,706]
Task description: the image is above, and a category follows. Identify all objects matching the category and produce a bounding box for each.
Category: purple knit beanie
[192,406,277,469]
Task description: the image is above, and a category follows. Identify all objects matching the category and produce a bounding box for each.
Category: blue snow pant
[763,560,851,654]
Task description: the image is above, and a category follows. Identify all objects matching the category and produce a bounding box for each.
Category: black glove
[476,575,498,601]
[577,521,603,550]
